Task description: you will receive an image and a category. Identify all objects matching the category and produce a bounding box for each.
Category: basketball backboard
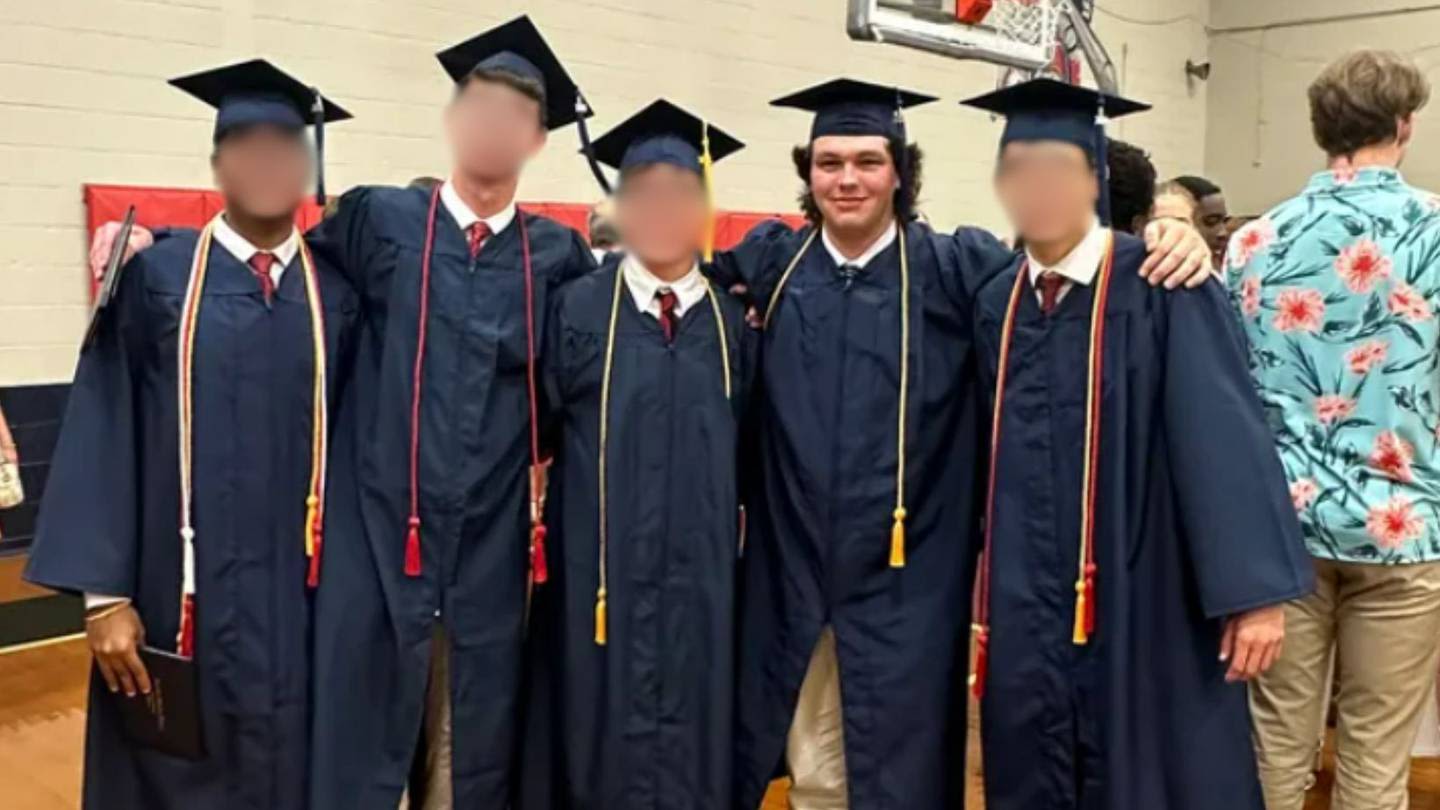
[846,0,1118,94]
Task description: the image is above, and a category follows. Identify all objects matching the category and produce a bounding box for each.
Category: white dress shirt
[1026,217,1110,306]
[212,214,300,285]
[441,179,517,239]
[623,255,707,319]
[821,222,899,270]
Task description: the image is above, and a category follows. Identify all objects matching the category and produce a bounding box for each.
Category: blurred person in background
[1173,174,1230,267]
[1152,180,1199,227]
[1229,49,1440,810]
[1105,137,1156,236]
[588,197,622,264]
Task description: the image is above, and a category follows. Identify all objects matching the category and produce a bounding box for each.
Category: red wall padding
[83,184,805,298]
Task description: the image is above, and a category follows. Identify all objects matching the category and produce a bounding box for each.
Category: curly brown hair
[791,139,925,225]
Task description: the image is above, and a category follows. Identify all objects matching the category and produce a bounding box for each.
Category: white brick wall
[0,0,1209,385]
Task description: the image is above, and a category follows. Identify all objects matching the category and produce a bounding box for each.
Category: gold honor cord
[594,267,734,646]
[761,223,912,568]
[175,216,329,657]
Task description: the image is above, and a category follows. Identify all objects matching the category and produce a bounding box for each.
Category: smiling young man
[963,78,1312,810]
[520,99,754,810]
[711,78,1216,810]
[26,60,356,810]
[87,17,598,809]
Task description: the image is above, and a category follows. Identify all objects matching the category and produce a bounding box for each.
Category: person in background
[962,77,1310,810]
[588,197,622,264]
[1229,49,1440,810]
[1152,179,1199,227]
[0,400,21,524]
[1105,137,1156,235]
[520,99,754,810]
[25,60,356,810]
[1173,174,1229,267]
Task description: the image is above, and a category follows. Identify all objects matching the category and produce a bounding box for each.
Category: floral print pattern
[1229,168,1440,563]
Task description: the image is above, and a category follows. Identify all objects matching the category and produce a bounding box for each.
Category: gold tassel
[700,121,716,263]
[594,590,608,647]
[304,494,319,556]
[1072,579,1089,645]
[889,507,907,568]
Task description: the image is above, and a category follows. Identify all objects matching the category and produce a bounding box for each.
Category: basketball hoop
[847,0,1117,93]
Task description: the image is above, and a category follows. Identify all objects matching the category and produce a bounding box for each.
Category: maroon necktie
[467,221,492,259]
[657,289,679,344]
[248,252,278,305]
[1037,272,1066,315]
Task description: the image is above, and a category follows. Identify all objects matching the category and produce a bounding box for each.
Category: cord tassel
[970,626,989,699]
[531,523,549,585]
[594,591,608,646]
[1072,579,1089,645]
[307,530,324,589]
[404,517,422,577]
[177,594,197,659]
[1083,563,1097,636]
[889,507,907,568]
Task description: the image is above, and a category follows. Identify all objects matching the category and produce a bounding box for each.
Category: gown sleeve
[706,219,799,306]
[306,186,375,293]
[936,226,1017,310]
[1162,280,1315,619]
[23,253,148,597]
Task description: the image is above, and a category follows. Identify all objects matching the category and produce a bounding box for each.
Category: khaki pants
[786,626,850,810]
[1251,558,1440,810]
[405,624,454,810]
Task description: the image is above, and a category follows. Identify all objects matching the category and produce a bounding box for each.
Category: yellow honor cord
[762,229,819,330]
[299,242,329,562]
[890,225,910,568]
[701,121,716,264]
[1072,232,1115,646]
[595,264,735,647]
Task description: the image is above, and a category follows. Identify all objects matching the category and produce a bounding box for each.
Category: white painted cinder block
[0,0,1210,385]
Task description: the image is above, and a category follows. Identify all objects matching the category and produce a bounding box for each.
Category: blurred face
[995,140,1098,245]
[1152,191,1197,226]
[616,163,708,270]
[809,135,898,234]
[445,77,547,181]
[213,125,310,219]
[1196,193,1229,258]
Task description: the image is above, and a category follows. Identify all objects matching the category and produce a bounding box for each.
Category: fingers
[123,646,152,695]
[1219,619,1236,663]
[111,649,139,697]
[1140,222,1183,278]
[94,656,121,694]
[1226,635,1256,682]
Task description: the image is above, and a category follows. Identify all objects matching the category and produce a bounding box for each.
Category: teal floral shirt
[1229,168,1440,564]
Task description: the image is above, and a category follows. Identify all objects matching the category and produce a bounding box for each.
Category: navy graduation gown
[25,232,358,810]
[520,263,755,810]
[712,219,1013,809]
[304,186,595,809]
[971,233,1313,810]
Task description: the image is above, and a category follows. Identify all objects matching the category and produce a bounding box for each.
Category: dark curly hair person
[791,139,926,225]
[1106,138,1157,235]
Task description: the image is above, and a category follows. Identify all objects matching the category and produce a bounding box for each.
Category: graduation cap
[590,99,744,174]
[961,78,1150,225]
[169,59,352,205]
[590,99,745,262]
[436,15,586,131]
[771,78,938,142]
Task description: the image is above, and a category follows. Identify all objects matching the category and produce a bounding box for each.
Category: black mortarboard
[590,99,744,175]
[771,78,938,142]
[169,59,352,204]
[436,15,585,131]
[961,78,1150,224]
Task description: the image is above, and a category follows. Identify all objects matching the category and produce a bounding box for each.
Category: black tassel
[575,93,613,196]
[312,88,326,207]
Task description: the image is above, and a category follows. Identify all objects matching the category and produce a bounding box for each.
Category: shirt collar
[622,255,707,317]
[1304,166,1404,194]
[212,213,300,271]
[821,221,899,270]
[1026,217,1109,287]
[441,179,517,235]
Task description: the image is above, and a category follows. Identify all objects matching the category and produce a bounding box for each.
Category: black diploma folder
[111,645,206,761]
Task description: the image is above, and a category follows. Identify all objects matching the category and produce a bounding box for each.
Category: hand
[89,221,154,284]
[1140,219,1215,290]
[1220,604,1286,683]
[0,443,15,464]
[87,603,152,697]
